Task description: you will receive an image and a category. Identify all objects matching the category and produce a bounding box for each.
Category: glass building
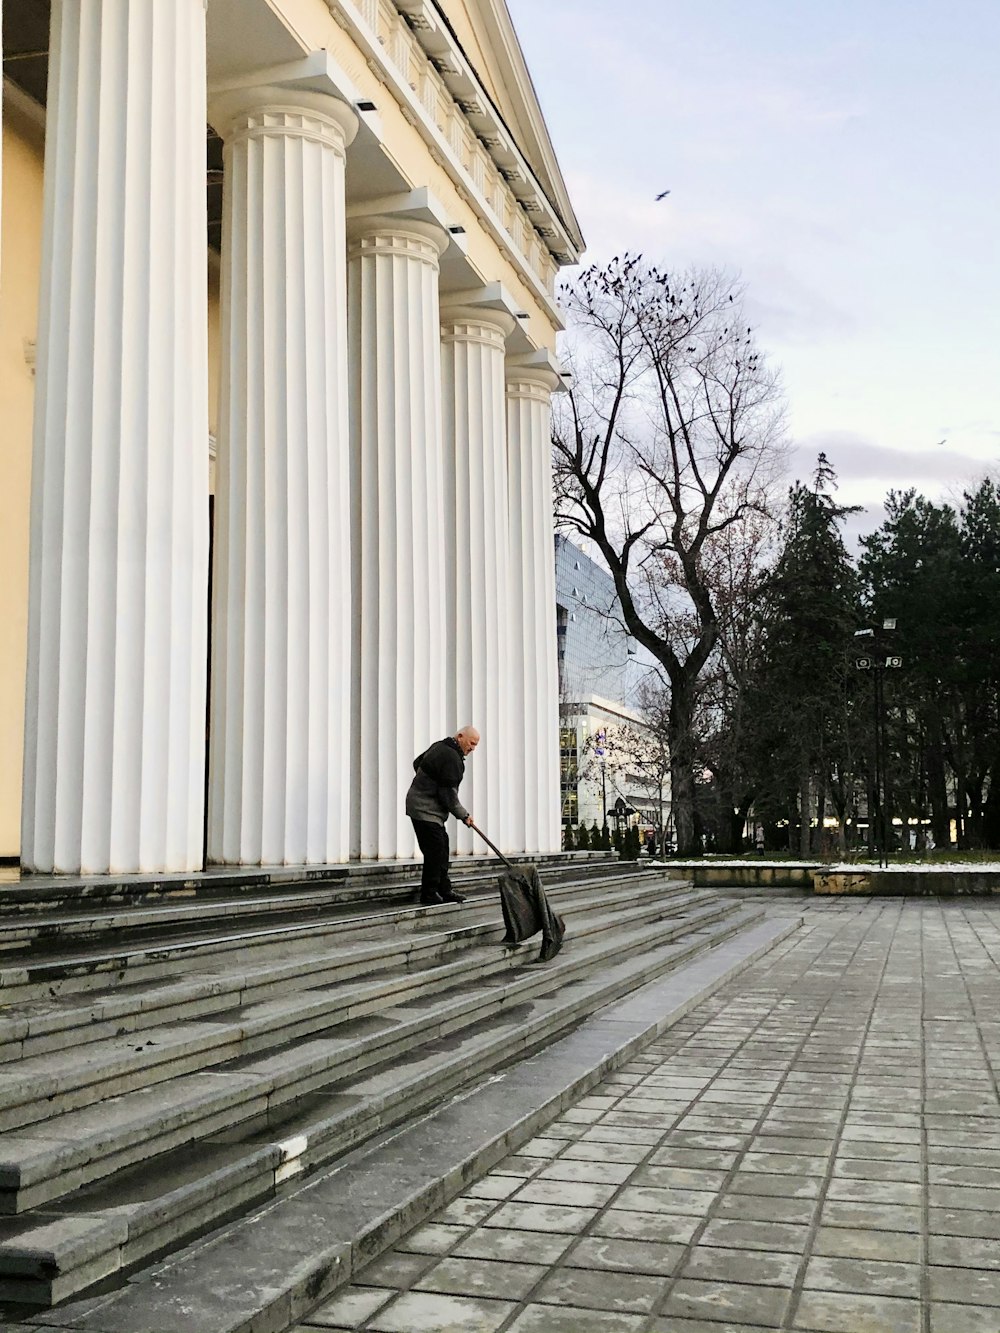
[555,535,670,838]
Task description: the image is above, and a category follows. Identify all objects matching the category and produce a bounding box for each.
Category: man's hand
[465,815,474,827]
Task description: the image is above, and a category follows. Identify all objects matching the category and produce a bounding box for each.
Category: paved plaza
[293,899,1000,1333]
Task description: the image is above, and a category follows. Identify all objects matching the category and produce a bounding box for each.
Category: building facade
[555,535,669,835]
[0,0,583,873]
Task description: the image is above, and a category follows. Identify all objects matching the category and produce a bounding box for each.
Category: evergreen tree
[745,455,862,856]
[576,822,590,851]
[562,823,576,852]
[859,490,962,847]
[600,822,612,851]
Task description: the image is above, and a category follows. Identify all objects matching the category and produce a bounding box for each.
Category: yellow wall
[0,100,222,860]
[0,102,43,859]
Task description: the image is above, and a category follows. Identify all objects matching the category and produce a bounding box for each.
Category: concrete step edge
[0,872,689,992]
[0,905,775,1308]
[0,897,737,1160]
[0,880,700,1032]
[0,890,709,1098]
[17,910,801,1329]
[0,863,654,945]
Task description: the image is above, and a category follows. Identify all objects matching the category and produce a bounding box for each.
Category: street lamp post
[854,619,902,868]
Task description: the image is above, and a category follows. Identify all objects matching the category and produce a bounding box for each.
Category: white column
[21,0,209,874]
[348,216,449,859]
[206,88,358,866]
[506,364,562,854]
[440,306,515,853]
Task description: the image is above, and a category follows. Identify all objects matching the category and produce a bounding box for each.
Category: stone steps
[0,860,652,1004]
[0,881,705,1135]
[0,876,697,1065]
[0,851,619,923]
[0,893,763,1308]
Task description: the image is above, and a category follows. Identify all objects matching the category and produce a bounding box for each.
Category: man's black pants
[411,819,453,900]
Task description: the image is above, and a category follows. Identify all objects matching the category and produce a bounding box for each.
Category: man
[405,726,479,906]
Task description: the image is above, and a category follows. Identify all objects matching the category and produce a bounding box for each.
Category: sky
[506,0,1000,543]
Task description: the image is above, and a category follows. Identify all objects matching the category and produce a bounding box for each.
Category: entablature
[326,0,579,300]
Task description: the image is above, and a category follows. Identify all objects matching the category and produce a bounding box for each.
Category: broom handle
[467,819,518,873]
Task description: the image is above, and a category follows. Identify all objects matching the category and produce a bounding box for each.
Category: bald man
[405,727,479,906]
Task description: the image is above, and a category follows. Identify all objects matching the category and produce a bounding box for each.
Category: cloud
[789,430,996,513]
[746,272,859,346]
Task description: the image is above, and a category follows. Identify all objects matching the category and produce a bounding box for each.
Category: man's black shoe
[439,890,466,904]
[419,891,445,905]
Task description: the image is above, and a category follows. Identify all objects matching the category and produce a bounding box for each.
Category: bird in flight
[935,438,947,446]
[655,190,671,201]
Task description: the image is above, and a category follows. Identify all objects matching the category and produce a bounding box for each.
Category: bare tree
[553,257,787,854]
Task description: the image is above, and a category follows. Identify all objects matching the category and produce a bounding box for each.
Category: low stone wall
[690,864,817,891]
[673,861,1000,896]
[812,868,1000,895]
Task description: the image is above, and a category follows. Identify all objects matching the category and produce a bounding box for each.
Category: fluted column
[506,364,562,853]
[21,0,209,874]
[348,217,449,858]
[206,88,358,866]
[441,305,516,853]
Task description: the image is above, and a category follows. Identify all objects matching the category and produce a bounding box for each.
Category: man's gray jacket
[405,737,470,825]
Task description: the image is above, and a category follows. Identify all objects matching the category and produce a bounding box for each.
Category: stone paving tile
[303,1283,393,1327]
[660,1277,791,1325]
[680,1243,801,1286]
[528,1265,668,1313]
[647,1319,777,1333]
[394,1222,469,1256]
[465,1175,521,1200]
[513,1177,618,1208]
[928,1263,1000,1305]
[811,1226,921,1264]
[793,1289,921,1331]
[308,901,1000,1333]
[928,1233,1000,1269]
[700,1217,810,1253]
[505,1305,646,1331]
[929,1303,1000,1332]
[451,1228,575,1264]
[534,1157,636,1185]
[831,1156,922,1183]
[434,1195,496,1226]
[354,1250,436,1288]
[802,1254,921,1297]
[483,1201,598,1233]
[365,1290,515,1332]
[590,1208,701,1244]
[413,1256,545,1301]
[715,1192,816,1224]
[628,1163,728,1191]
[928,1206,1000,1239]
[562,1235,685,1276]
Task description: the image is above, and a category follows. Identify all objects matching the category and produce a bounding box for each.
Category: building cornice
[325,0,579,310]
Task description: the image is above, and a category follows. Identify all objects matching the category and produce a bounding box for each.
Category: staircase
[0,854,778,1319]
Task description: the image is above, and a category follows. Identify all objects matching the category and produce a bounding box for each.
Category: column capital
[347,214,449,266]
[208,85,358,153]
[440,304,516,347]
[505,363,562,397]
[505,350,565,396]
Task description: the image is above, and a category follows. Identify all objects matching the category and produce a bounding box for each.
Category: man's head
[455,726,480,755]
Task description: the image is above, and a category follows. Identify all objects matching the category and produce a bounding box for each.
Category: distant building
[554,536,669,836]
